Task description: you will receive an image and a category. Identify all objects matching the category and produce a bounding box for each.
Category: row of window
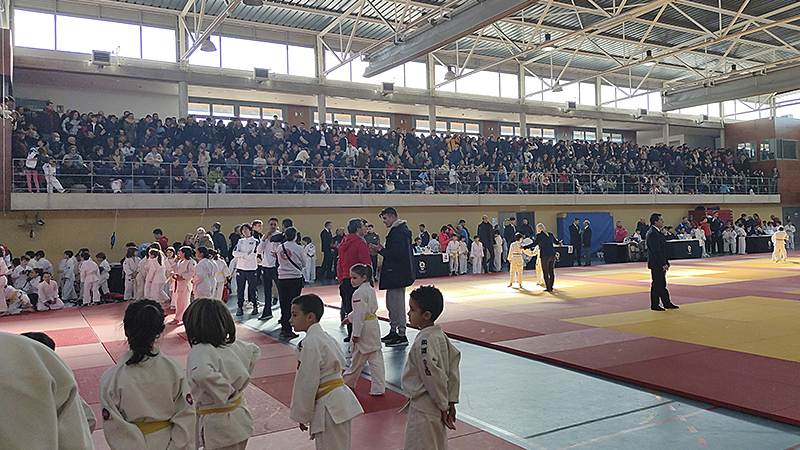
[738,140,799,161]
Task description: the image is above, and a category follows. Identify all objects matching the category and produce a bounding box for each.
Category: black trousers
[574,241,582,265]
[339,278,355,337]
[540,255,556,290]
[236,269,258,309]
[713,235,724,254]
[650,267,671,308]
[262,266,278,302]
[583,246,591,265]
[277,277,303,333]
[484,245,495,273]
[321,251,334,279]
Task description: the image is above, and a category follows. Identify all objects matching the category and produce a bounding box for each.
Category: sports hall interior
[3,0,800,447]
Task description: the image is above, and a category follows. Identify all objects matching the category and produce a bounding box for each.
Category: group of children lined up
[3,281,460,450]
[0,247,112,315]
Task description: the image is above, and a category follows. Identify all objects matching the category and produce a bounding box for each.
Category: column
[595,77,602,109]
[596,118,603,141]
[317,94,327,125]
[428,104,437,132]
[178,81,189,119]
[315,37,325,82]
[519,111,527,137]
[662,123,670,144]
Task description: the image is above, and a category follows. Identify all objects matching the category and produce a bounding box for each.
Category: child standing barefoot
[99,300,195,449]
[401,285,461,450]
[289,294,363,449]
[184,298,260,450]
[342,264,385,396]
[170,247,196,326]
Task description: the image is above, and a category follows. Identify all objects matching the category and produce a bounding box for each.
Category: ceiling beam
[181,0,243,61]
[363,0,540,78]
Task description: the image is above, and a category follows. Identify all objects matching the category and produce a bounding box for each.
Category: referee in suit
[646,213,679,311]
[526,223,557,292]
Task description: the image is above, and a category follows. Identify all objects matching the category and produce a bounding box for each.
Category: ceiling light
[444,66,457,81]
[242,0,264,5]
[541,33,555,52]
[552,84,563,92]
[642,50,655,66]
[200,39,217,52]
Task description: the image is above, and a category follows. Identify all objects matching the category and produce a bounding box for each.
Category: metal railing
[13,159,778,195]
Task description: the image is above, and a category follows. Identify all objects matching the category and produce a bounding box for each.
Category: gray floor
[232,285,800,450]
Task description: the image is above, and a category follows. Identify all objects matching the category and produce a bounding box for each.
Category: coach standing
[646,213,679,311]
[370,207,415,346]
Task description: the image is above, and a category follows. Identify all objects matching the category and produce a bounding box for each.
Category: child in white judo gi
[145,248,169,305]
[493,230,503,273]
[20,331,96,435]
[289,294,364,450]
[457,235,468,275]
[772,226,788,263]
[184,298,260,450]
[302,236,317,283]
[123,247,139,301]
[192,247,217,300]
[735,224,747,255]
[508,233,535,288]
[692,227,709,257]
[212,250,231,301]
[79,251,101,305]
[171,246,196,326]
[0,332,94,449]
[1,284,35,315]
[722,226,737,254]
[37,272,64,311]
[401,285,461,450]
[43,157,67,193]
[97,252,111,296]
[446,235,459,276]
[470,236,484,274]
[99,300,195,450]
[58,250,78,302]
[135,248,150,300]
[341,264,385,396]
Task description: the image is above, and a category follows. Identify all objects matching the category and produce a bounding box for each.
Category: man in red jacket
[337,217,373,342]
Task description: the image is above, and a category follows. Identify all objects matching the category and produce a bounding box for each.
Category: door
[782,207,800,247]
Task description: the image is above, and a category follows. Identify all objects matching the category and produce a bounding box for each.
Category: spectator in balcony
[34,101,60,143]
[62,145,84,166]
[61,110,82,139]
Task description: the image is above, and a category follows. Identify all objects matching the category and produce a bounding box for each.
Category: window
[778,140,799,160]
[14,10,55,50]
[585,131,596,141]
[760,140,774,161]
[450,122,465,133]
[542,128,556,140]
[142,26,176,62]
[240,106,261,119]
[465,123,480,134]
[435,121,447,132]
[648,91,663,112]
[356,115,373,127]
[525,76,543,101]
[188,35,221,68]
[603,132,623,142]
[263,108,284,121]
[529,127,542,137]
[405,61,427,89]
[374,117,391,128]
[188,103,211,116]
[434,64,456,93]
[415,119,430,131]
[221,37,287,73]
[737,142,756,160]
[573,130,596,141]
[288,45,315,78]
[458,71,499,97]
[334,113,352,126]
[579,82,596,106]
[212,104,234,117]
[501,126,515,136]
[56,15,141,58]
[325,51,351,82]
[313,112,333,124]
[500,73,518,99]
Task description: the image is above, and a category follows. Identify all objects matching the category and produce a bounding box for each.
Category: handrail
[12,159,778,196]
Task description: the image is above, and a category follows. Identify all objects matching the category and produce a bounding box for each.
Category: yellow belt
[364,313,377,321]
[316,378,344,400]
[134,420,171,435]
[196,396,242,415]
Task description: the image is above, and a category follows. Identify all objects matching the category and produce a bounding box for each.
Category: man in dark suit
[503,217,517,250]
[526,223,557,292]
[370,207,415,346]
[478,215,495,272]
[646,213,679,311]
[582,220,593,266]
[320,221,334,279]
[569,218,582,266]
[710,211,724,255]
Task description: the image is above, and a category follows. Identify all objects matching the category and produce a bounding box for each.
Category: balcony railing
[13,159,777,196]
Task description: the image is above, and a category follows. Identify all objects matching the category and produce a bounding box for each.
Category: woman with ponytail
[99,299,195,449]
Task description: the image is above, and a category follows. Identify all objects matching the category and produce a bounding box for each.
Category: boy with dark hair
[401,285,461,450]
[289,294,363,449]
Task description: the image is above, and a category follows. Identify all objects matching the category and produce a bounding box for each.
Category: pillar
[519,111,527,137]
[595,76,602,108]
[317,94,327,124]
[662,123,670,144]
[428,103,437,132]
[178,81,189,119]
[596,118,603,141]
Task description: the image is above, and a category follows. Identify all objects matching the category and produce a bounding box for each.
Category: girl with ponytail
[341,263,385,395]
[99,299,196,449]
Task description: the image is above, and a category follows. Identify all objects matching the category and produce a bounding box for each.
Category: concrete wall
[1,201,782,265]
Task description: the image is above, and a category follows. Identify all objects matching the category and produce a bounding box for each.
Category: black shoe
[251,307,259,316]
[272,298,279,306]
[664,304,680,309]
[343,336,351,343]
[236,307,244,316]
[280,330,299,340]
[386,335,408,347]
[258,312,273,320]
[381,331,398,343]
[651,306,666,311]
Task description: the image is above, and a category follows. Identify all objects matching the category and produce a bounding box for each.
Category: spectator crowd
[10,100,778,195]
